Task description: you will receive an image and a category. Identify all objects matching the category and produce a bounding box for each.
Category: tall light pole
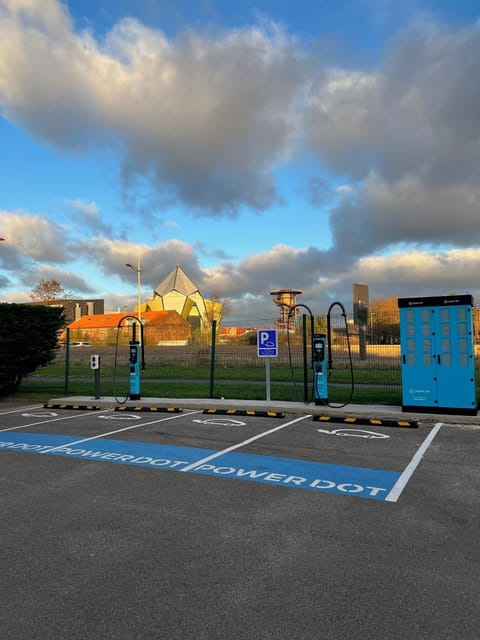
[125,259,142,322]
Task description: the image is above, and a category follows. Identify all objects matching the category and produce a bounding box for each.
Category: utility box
[398,295,477,415]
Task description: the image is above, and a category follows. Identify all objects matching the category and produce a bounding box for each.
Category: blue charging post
[313,333,328,405]
[129,340,141,400]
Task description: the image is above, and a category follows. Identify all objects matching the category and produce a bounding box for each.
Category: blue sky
[1,0,480,321]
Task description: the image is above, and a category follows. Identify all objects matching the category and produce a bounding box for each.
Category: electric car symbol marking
[98,414,141,421]
[22,412,58,417]
[317,428,390,439]
[192,418,247,427]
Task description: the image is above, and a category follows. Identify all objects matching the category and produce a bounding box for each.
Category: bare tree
[30,279,69,303]
[205,290,231,324]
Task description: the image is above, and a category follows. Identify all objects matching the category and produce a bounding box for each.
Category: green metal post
[65,328,70,395]
[302,314,309,402]
[209,320,217,398]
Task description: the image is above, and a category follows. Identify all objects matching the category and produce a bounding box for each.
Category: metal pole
[265,358,271,401]
[302,314,309,402]
[94,368,101,399]
[137,257,141,323]
[65,328,70,395]
[209,320,217,398]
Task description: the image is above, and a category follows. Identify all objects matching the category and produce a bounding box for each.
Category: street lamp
[125,259,142,322]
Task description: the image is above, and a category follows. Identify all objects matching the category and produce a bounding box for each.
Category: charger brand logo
[0,433,402,501]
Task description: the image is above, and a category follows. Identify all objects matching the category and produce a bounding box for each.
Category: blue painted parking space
[0,430,400,500]
[0,405,440,502]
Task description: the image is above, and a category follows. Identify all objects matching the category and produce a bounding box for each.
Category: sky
[1,0,480,323]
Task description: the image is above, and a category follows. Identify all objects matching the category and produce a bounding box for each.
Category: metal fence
[21,309,480,405]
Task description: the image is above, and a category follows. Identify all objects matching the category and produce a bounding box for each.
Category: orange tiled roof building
[65,310,191,346]
[63,265,222,345]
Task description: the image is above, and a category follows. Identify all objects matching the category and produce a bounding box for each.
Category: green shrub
[0,303,65,394]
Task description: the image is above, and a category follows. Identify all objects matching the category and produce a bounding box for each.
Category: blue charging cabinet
[398,295,477,415]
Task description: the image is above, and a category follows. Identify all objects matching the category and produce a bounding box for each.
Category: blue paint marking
[0,432,401,500]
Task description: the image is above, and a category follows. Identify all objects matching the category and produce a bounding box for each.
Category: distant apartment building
[39,298,104,324]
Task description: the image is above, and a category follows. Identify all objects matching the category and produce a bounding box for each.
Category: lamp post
[125,259,142,322]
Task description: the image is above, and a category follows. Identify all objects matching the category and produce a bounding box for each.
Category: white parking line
[385,422,443,502]
[180,413,311,472]
[0,409,113,432]
[38,410,202,454]
[0,404,43,416]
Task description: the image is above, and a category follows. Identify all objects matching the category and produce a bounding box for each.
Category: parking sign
[257,329,278,357]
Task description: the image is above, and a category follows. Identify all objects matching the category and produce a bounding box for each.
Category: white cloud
[0,210,68,262]
[0,1,306,214]
[66,199,113,235]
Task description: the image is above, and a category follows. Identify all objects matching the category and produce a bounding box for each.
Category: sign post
[257,329,278,401]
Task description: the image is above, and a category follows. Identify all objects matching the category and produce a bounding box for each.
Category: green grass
[18,373,402,405]
[34,360,403,383]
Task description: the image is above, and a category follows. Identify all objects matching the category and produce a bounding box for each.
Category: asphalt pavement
[1,398,479,639]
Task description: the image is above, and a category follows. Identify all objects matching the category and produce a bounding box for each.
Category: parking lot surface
[1,401,479,639]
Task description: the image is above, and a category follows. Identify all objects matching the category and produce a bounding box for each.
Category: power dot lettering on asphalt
[0,428,438,502]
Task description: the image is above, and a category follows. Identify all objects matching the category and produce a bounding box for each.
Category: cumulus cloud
[329,174,480,257]
[26,265,96,295]
[349,248,480,299]
[66,199,113,235]
[0,0,305,215]
[305,20,480,255]
[74,236,204,292]
[0,210,68,262]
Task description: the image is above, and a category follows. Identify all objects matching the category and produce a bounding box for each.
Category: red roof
[66,310,184,329]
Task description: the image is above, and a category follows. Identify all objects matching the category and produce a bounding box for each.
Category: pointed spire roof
[154,265,200,297]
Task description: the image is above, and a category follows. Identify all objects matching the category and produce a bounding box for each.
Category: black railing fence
[21,310,480,405]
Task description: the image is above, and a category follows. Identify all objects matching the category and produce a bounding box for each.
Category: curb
[312,415,418,428]
[44,403,101,411]
[203,408,285,418]
[115,405,183,413]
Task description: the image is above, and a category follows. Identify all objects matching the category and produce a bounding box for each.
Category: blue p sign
[257,329,278,357]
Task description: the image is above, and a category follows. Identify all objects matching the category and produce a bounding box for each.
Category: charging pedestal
[398,295,477,415]
[313,333,328,405]
[129,340,141,400]
[90,354,101,399]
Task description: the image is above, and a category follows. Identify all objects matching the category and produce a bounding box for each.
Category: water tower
[270,288,302,332]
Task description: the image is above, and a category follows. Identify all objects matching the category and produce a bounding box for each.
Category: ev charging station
[129,337,141,400]
[90,354,101,399]
[312,333,328,405]
[113,315,145,402]
[287,302,354,407]
[398,295,477,415]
